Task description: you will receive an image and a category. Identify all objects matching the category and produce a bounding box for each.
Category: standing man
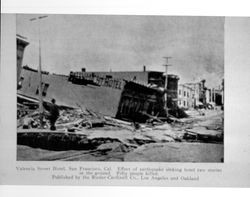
[43,98,60,130]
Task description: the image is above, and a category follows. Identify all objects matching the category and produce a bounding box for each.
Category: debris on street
[17,102,224,162]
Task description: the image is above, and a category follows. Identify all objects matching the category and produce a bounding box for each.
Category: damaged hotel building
[18,65,180,122]
[17,34,180,122]
[18,36,182,123]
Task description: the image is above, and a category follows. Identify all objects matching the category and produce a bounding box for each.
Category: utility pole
[163,57,172,117]
[30,15,48,128]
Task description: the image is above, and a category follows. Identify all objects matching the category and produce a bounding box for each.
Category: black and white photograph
[16,14,224,162]
[1,0,250,190]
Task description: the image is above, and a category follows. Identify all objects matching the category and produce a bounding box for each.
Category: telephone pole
[163,57,172,117]
[30,15,48,128]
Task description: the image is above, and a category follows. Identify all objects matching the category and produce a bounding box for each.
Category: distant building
[178,84,195,109]
[212,88,223,106]
[178,80,208,109]
[206,88,212,104]
[206,85,224,107]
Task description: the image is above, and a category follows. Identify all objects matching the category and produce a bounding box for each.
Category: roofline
[81,70,162,73]
[17,34,29,46]
[75,70,178,77]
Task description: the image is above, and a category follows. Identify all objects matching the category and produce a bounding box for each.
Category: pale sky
[17,14,224,88]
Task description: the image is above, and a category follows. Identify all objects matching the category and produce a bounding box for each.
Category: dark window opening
[35,87,39,95]
[42,83,49,96]
[35,83,49,97]
[17,77,24,89]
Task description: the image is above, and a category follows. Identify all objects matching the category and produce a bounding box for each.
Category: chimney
[82,68,86,72]
[143,65,146,72]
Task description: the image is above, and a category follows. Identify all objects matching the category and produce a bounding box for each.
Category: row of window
[35,83,50,96]
[178,100,194,107]
[179,89,191,97]
[178,100,186,106]
[18,77,50,97]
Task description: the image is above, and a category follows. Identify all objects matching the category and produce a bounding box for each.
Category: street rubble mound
[17,105,224,161]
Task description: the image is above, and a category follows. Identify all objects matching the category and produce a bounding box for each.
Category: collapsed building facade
[18,65,180,122]
[68,68,180,119]
[17,33,181,122]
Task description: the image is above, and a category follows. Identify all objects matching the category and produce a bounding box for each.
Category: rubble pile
[17,108,42,128]
[183,127,223,143]
[17,107,103,130]
[56,109,105,131]
[17,106,180,152]
[17,105,224,161]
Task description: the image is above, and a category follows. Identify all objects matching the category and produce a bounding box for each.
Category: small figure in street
[43,98,60,130]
